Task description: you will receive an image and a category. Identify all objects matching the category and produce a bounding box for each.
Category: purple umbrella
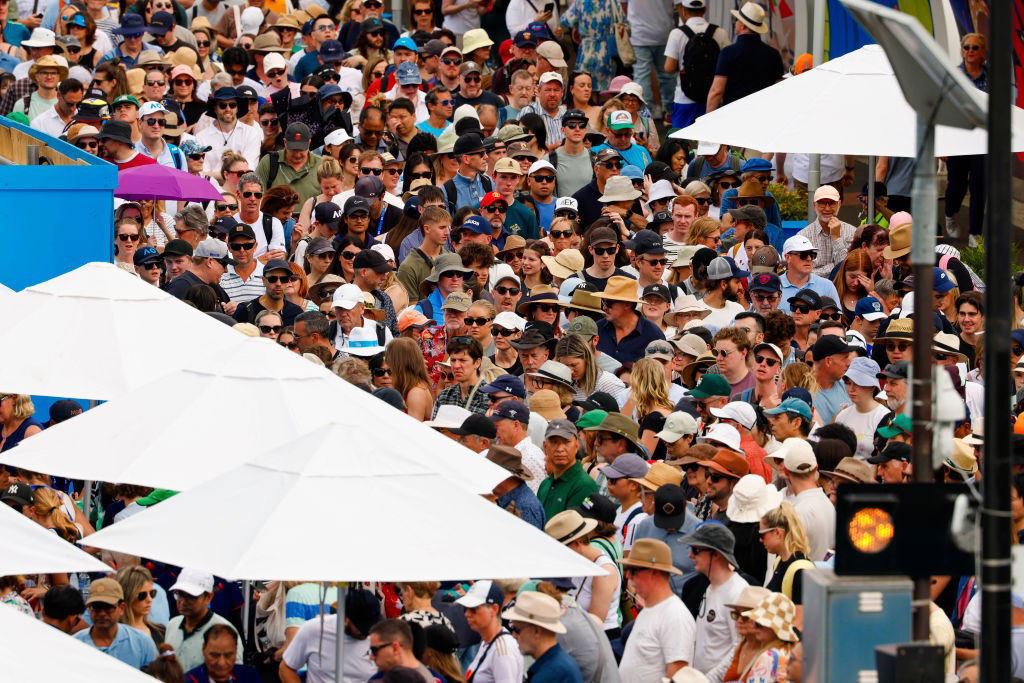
[115,164,223,202]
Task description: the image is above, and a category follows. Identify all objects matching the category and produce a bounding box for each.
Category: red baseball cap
[481,191,507,208]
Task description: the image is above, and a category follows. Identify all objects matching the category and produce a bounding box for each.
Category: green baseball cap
[112,94,140,108]
[876,413,912,438]
[576,409,608,430]
[686,373,731,400]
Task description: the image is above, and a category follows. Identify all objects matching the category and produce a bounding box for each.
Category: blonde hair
[116,566,157,622]
[554,333,597,395]
[629,358,673,420]
[31,487,78,542]
[549,216,575,237]
[761,501,811,558]
[385,337,434,399]
[961,32,986,51]
[781,362,818,394]
[220,150,247,174]
[685,216,721,246]
[317,156,344,182]
[2,393,34,420]
[469,299,496,319]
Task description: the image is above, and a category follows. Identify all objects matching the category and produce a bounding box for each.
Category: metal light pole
[980,0,1012,678]
[806,0,826,218]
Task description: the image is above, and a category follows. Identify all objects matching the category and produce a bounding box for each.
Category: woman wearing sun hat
[704,585,772,683]
[738,592,799,682]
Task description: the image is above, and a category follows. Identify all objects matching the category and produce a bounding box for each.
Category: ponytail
[762,501,811,558]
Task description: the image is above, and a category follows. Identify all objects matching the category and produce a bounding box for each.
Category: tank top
[575,553,621,630]
[0,418,43,452]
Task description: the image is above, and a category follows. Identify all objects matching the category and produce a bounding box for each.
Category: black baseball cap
[162,239,193,257]
[788,288,823,310]
[344,196,372,216]
[453,132,485,156]
[491,400,530,424]
[226,222,255,242]
[573,391,619,413]
[1,482,34,508]
[642,283,671,302]
[877,361,909,380]
[352,249,395,273]
[649,210,673,227]
[562,108,588,124]
[625,229,667,256]
[451,413,498,439]
[573,493,616,524]
[811,334,852,359]
[264,258,292,275]
[314,201,342,228]
[284,122,311,150]
[867,441,911,464]
[653,484,688,529]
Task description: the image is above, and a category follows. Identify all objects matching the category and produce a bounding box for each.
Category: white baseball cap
[555,197,579,213]
[782,234,815,255]
[370,243,395,262]
[169,568,214,597]
[778,437,817,474]
[539,71,563,86]
[138,101,168,117]
[696,140,720,155]
[332,283,364,310]
[528,159,555,175]
[324,128,353,146]
[655,411,699,443]
[491,262,521,288]
[697,422,743,453]
[423,404,472,429]
[263,52,288,73]
[493,310,526,332]
[710,401,757,430]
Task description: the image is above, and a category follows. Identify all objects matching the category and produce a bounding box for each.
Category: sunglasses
[117,233,141,242]
[360,167,383,176]
[217,203,239,212]
[77,140,99,150]
[532,303,558,313]
[187,153,205,161]
[465,317,492,327]
[143,117,166,127]
[196,40,211,47]
[599,160,623,169]
[491,326,517,337]
[279,341,299,350]
[371,367,392,377]
[791,304,813,314]
[753,293,778,302]
[67,46,82,54]
[366,29,385,37]
[440,371,454,381]
[1014,345,1024,356]
[718,181,738,189]
[513,155,536,162]
[484,205,508,214]
[225,168,248,175]
[260,119,279,129]
[259,324,283,334]
[642,258,669,266]
[413,7,432,13]
[409,171,433,180]
[793,251,818,260]
[227,68,246,77]
[564,121,586,130]
[532,175,555,183]
[714,348,733,357]
[493,286,520,298]
[368,641,393,655]
[963,44,982,51]
[754,174,773,183]
[500,250,524,262]
[441,57,462,65]
[821,312,844,322]
[266,69,286,78]
[341,250,360,259]
[440,271,464,279]
[229,241,256,251]
[464,76,481,84]
[708,472,731,483]
[550,230,572,239]
[682,463,702,472]
[241,191,263,199]
[217,101,238,109]
[755,354,779,367]
[592,246,617,256]
[139,262,161,270]
[265,275,296,284]
[145,80,165,87]
[886,341,911,352]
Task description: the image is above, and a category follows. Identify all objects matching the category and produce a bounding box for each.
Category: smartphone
[544,2,554,12]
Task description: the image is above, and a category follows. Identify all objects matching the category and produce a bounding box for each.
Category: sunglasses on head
[265,275,296,284]
[259,325,282,334]
[494,285,520,296]
[360,167,383,176]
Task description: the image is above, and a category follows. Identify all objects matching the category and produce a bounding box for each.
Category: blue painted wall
[0,117,117,291]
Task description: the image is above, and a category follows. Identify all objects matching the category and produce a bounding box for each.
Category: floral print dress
[560,0,618,91]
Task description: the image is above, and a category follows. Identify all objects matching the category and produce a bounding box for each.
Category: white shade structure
[671,44,1024,157]
[2,337,509,495]
[0,503,111,575]
[0,262,241,400]
[80,422,604,582]
[0,602,156,682]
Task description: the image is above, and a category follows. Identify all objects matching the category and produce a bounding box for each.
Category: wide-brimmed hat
[509,323,555,351]
[671,333,708,359]
[462,27,493,54]
[875,318,913,342]
[527,360,575,390]
[564,288,604,315]
[599,175,642,203]
[743,593,799,642]
[69,124,101,144]
[883,220,911,259]
[680,352,716,387]
[423,252,472,285]
[726,474,784,523]
[516,285,560,315]
[933,332,968,363]
[723,586,772,613]
[595,276,640,304]
[731,1,769,33]
[545,509,598,545]
[29,54,69,81]
[541,249,584,279]
[486,445,533,481]
[681,521,739,569]
[668,294,711,321]
[530,389,566,421]
[619,538,681,574]
[584,411,642,449]
[308,274,345,304]
[501,591,566,633]
[821,457,875,484]
[944,438,979,475]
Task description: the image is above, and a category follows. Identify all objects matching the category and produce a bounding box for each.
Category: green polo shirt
[256,150,323,206]
[537,460,600,521]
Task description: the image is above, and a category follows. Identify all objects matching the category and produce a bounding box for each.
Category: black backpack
[679,24,720,103]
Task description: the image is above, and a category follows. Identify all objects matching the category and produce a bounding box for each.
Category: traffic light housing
[835,483,975,577]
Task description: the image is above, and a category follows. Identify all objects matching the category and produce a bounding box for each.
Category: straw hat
[632,462,683,491]
[545,509,597,545]
[618,538,681,574]
[680,352,716,387]
[933,332,968,363]
[516,285,560,316]
[126,68,146,97]
[883,221,912,259]
[944,438,979,475]
[743,593,799,642]
[501,591,566,633]
[29,54,69,81]
[529,389,566,421]
[496,234,527,256]
[564,288,604,315]
[541,249,584,279]
[136,50,172,71]
[190,15,216,35]
[875,318,913,342]
[731,1,769,33]
[595,276,640,304]
[69,124,100,144]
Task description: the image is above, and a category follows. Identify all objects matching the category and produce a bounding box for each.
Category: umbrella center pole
[335,584,348,683]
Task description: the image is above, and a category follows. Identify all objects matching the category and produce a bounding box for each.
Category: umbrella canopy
[0,602,156,682]
[0,262,241,400]
[2,337,509,494]
[115,164,223,202]
[671,44,1024,157]
[0,503,112,575]
[80,422,604,582]
[0,281,13,296]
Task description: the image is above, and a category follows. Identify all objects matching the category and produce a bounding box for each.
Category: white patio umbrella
[0,281,13,296]
[80,421,603,582]
[671,44,1024,157]
[1,336,508,495]
[0,601,156,682]
[0,262,241,400]
[0,503,111,575]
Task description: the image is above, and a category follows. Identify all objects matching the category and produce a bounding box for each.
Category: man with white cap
[834,357,889,460]
[165,568,243,671]
[331,283,393,350]
[517,71,567,148]
[458,580,523,682]
[135,101,187,170]
[503,591,583,682]
[705,1,784,112]
[663,0,729,128]
[709,402,771,482]
[795,184,857,277]
[776,437,835,560]
[778,234,841,314]
[522,159,558,232]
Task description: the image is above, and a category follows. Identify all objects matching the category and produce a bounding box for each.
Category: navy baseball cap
[749,272,781,293]
[460,215,490,235]
[354,176,384,199]
[133,246,160,265]
[319,39,344,62]
[854,296,886,321]
[788,288,823,310]
[513,29,538,47]
[624,229,666,255]
[314,201,343,228]
[480,374,527,399]
[780,387,813,406]
[148,10,174,34]
[491,399,530,424]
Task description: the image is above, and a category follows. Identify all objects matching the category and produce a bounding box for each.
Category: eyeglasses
[143,117,166,127]
[714,348,733,357]
[500,250,524,262]
[341,250,360,259]
[266,68,286,78]
[117,233,141,242]
[348,212,370,221]
[592,246,617,256]
[886,341,911,352]
[599,160,623,169]
[484,204,507,214]
[216,203,239,212]
[532,303,558,313]
[145,80,165,87]
[531,175,555,183]
[755,354,779,367]
[360,167,383,176]
[642,258,669,266]
[265,275,297,284]
[752,293,778,302]
[791,304,812,314]
[793,250,818,260]
[279,341,299,350]
[465,316,492,327]
[217,101,238,110]
[564,121,586,130]
[368,641,393,655]
[463,75,481,84]
[441,57,462,65]
[550,230,572,239]
[241,191,263,199]
[259,325,282,334]
[229,241,256,251]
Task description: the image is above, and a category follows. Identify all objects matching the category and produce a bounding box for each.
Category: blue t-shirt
[535,197,555,233]
[74,625,158,669]
[416,120,449,137]
[778,273,840,315]
[4,21,29,47]
[526,644,583,683]
[591,142,652,172]
[813,380,850,425]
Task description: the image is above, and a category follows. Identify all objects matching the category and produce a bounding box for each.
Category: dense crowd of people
[0,0,1008,680]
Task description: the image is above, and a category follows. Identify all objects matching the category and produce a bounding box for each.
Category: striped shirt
[284,583,337,629]
[795,219,857,278]
[518,103,567,146]
[220,262,265,303]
